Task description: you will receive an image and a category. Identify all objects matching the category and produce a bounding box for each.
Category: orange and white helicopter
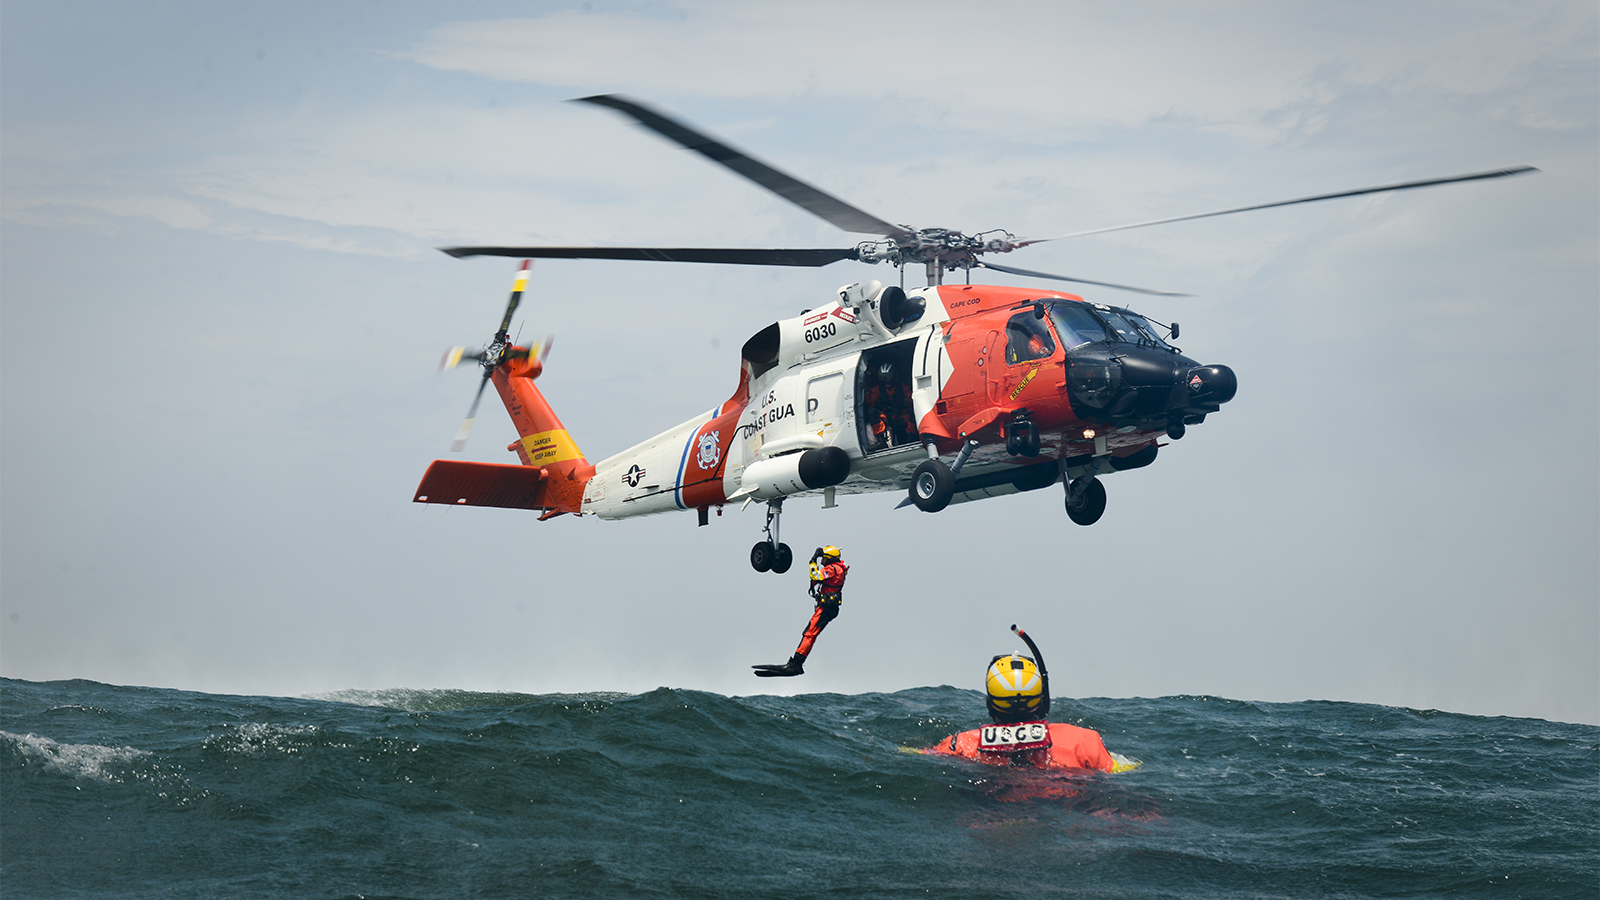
[413,95,1532,573]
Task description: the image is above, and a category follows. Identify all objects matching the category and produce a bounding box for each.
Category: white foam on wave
[1,730,149,782]
[312,687,632,712]
[314,688,437,709]
[203,721,321,755]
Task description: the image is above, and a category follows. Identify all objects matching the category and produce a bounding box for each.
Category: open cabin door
[854,339,918,455]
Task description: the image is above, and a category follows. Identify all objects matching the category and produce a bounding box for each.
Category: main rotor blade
[975,261,1188,297]
[441,246,861,268]
[1032,166,1539,242]
[575,94,913,241]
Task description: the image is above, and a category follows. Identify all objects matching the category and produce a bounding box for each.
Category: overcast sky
[3,1,1595,726]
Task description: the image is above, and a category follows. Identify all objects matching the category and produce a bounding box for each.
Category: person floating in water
[753,545,848,678]
[926,625,1140,772]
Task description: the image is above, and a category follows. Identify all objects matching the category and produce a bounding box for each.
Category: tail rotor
[438,260,551,453]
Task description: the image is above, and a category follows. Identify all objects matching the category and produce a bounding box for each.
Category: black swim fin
[752,654,806,677]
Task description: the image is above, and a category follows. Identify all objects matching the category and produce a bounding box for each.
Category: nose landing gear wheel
[1065,477,1107,526]
[771,543,793,574]
[909,459,955,513]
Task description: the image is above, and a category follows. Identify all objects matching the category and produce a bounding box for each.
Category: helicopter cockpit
[1044,300,1233,434]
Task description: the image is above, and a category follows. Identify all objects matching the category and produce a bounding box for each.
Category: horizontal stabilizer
[414,460,549,509]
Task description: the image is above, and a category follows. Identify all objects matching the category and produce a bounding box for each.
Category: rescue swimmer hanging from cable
[752,545,849,677]
[412,94,1535,570]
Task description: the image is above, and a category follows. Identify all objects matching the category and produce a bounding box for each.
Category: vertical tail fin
[413,358,594,516]
[493,355,590,475]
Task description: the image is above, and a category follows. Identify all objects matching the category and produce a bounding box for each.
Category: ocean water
[1,678,1594,899]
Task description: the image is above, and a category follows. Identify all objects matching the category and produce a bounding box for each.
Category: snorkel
[1010,624,1051,720]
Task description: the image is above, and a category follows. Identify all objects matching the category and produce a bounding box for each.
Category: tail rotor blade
[451,373,493,453]
[439,345,476,373]
[495,260,532,339]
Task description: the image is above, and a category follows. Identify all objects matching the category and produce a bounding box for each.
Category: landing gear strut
[749,498,793,573]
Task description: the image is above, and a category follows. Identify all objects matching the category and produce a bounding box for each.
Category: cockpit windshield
[1048,303,1109,349]
[1100,309,1172,349]
[1050,301,1172,351]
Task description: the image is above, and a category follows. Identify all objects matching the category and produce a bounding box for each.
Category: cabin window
[1004,312,1057,365]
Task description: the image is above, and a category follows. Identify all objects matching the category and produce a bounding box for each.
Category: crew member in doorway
[925,625,1140,772]
[863,362,915,449]
[753,546,848,677]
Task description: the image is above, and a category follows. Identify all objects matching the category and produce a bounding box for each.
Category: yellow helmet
[821,546,841,561]
[985,654,1047,722]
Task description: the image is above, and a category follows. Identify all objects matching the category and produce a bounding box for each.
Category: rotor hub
[857,228,1019,273]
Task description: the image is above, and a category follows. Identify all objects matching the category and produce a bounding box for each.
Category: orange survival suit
[922,626,1126,773]
[931,721,1115,772]
[797,553,848,658]
[753,546,847,678]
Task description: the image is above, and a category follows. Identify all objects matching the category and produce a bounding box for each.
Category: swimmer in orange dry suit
[926,625,1138,773]
[752,545,848,677]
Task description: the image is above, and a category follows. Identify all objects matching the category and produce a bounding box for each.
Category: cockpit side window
[1048,303,1108,349]
[1004,312,1057,365]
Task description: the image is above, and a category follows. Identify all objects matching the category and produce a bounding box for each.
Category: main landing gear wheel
[1065,477,1107,526]
[910,459,955,513]
[749,498,791,574]
[750,541,793,573]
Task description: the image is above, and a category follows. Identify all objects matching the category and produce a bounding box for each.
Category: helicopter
[413,95,1533,573]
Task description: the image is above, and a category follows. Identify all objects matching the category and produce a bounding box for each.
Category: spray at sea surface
[2,678,1595,899]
